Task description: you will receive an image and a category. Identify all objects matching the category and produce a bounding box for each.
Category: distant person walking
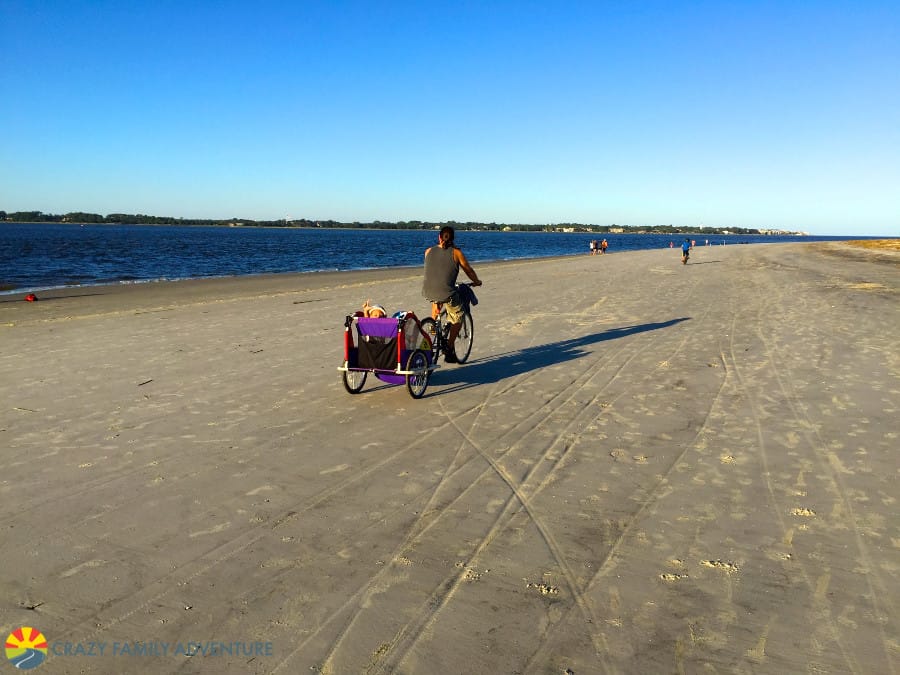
[600,239,608,254]
[681,238,692,264]
[589,240,598,255]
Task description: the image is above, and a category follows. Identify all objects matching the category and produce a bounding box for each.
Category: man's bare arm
[454,249,482,286]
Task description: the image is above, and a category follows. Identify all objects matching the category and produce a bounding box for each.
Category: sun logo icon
[5,627,48,670]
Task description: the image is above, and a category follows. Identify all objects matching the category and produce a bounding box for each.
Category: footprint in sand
[526,582,560,596]
[463,568,482,581]
[660,573,688,582]
[701,560,740,574]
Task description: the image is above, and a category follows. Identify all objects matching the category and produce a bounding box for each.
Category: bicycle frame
[421,287,475,365]
[422,312,449,362]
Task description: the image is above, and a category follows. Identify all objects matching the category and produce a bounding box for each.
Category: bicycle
[420,283,476,365]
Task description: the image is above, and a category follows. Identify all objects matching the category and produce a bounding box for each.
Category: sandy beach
[1,242,897,674]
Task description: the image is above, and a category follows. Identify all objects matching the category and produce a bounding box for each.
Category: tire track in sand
[280,268,708,673]
[730,300,861,673]
[380,308,712,673]
[283,312,682,673]
[520,299,725,672]
[281,321,648,673]
[748,272,892,673]
[55,417,459,645]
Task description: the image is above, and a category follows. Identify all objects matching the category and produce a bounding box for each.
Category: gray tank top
[422,246,459,301]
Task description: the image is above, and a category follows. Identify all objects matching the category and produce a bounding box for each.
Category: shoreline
[0,248,613,300]
[6,239,896,299]
[0,254,577,324]
[4,233,893,297]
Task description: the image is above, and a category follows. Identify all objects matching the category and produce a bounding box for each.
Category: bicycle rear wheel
[420,318,440,363]
[454,312,474,363]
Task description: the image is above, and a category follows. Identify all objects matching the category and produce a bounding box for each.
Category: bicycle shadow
[429,317,690,395]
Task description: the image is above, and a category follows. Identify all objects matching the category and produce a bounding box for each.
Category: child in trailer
[360,300,387,318]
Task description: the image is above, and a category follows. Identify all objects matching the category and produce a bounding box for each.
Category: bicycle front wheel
[455,312,474,363]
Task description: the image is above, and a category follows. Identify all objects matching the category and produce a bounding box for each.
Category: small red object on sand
[25,293,38,302]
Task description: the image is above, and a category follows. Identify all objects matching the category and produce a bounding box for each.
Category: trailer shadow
[430,317,690,396]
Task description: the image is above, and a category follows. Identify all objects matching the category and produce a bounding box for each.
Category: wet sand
[1,242,897,674]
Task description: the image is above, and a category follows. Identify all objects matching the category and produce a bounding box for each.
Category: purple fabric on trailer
[357,317,400,339]
[357,317,402,384]
[375,373,406,384]
[355,316,430,386]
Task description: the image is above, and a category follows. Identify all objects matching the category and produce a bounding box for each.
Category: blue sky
[2,1,897,235]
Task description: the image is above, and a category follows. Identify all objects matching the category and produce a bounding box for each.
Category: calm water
[0,222,863,293]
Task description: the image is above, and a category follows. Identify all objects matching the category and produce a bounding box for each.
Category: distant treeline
[0,210,774,235]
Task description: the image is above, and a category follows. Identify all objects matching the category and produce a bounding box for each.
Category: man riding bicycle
[422,226,482,363]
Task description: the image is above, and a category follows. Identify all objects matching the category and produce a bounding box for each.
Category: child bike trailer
[338,311,436,399]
